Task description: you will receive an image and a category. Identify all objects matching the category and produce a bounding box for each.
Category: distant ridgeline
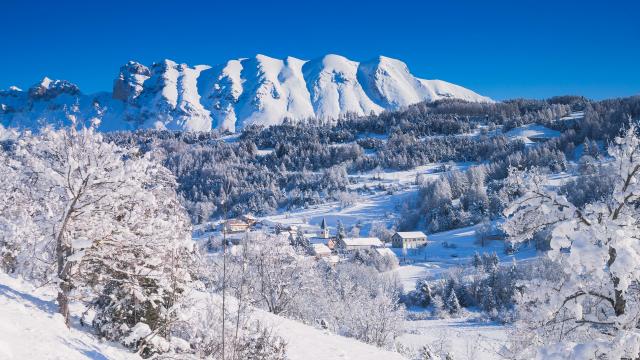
[0,54,492,132]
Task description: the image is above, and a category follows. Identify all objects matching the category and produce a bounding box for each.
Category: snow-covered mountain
[0,54,492,132]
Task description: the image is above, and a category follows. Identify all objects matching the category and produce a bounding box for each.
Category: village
[197,213,430,268]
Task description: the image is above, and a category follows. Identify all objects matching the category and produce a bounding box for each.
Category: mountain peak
[27,78,80,100]
[1,54,492,132]
[39,77,52,88]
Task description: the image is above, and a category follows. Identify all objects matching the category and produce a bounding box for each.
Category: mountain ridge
[0,54,493,132]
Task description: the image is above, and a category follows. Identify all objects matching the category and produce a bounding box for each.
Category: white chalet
[392,231,428,249]
[225,219,250,233]
[240,214,258,226]
[338,237,383,251]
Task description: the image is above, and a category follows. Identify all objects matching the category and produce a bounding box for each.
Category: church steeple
[321,217,329,238]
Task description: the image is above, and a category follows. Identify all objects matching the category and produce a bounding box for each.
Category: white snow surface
[1,54,492,132]
[505,123,561,144]
[397,316,508,360]
[257,307,406,360]
[0,274,137,360]
[0,272,406,360]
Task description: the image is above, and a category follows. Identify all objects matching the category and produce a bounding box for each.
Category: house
[392,231,428,249]
[294,217,338,249]
[240,214,258,226]
[337,237,383,251]
[310,243,332,258]
[225,219,250,233]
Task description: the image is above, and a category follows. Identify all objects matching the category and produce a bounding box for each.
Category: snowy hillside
[0,273,406,360]
[0,274,138,360]
[0,54,492,132]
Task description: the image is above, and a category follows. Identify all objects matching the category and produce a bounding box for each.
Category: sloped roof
[226,219,248,226]
[311,243,332,255]
[341,237,383,247]
[395,231,427,239]
[304,234,329,245]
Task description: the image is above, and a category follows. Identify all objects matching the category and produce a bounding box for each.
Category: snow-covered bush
[319,262,406,347]
[212,236,405,349]
[226,233,316,316]
[233,322,287,360]
[406,253,539,322]
[172,291,287,360]
[349,248,399,271]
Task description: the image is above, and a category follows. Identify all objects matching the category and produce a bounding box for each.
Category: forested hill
[97,96,640,226]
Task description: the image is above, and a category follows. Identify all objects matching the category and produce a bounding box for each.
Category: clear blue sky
[3,0,639,100]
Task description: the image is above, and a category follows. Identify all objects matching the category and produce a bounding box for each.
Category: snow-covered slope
[0,54,492,132]
[259,308,407,360]
[0,274,137,360]
[0,273,405,360]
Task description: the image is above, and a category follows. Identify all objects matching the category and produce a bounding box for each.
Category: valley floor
[398,315,509,360]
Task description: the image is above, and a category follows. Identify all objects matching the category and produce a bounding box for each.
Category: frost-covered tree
[475,219,492,247]
[322,262,405,347]
[369,221,395,244]
[0,122,194,351]
[236,234,315,315]
[503,124,640,357]
[0,148,39,273]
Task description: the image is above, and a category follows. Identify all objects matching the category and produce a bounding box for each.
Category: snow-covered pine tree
[479,283,496,312]
[446,289,461,315]
[417,279,433,307]
[335,220,346,240]
[481,252,499,271]
[471,251,482,269]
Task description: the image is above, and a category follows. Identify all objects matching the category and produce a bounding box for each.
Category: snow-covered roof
[311,243,332,255]
[303,233,329,244]
[226,219,248,226]
[395,231,427,239]
[341,237,383,247]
